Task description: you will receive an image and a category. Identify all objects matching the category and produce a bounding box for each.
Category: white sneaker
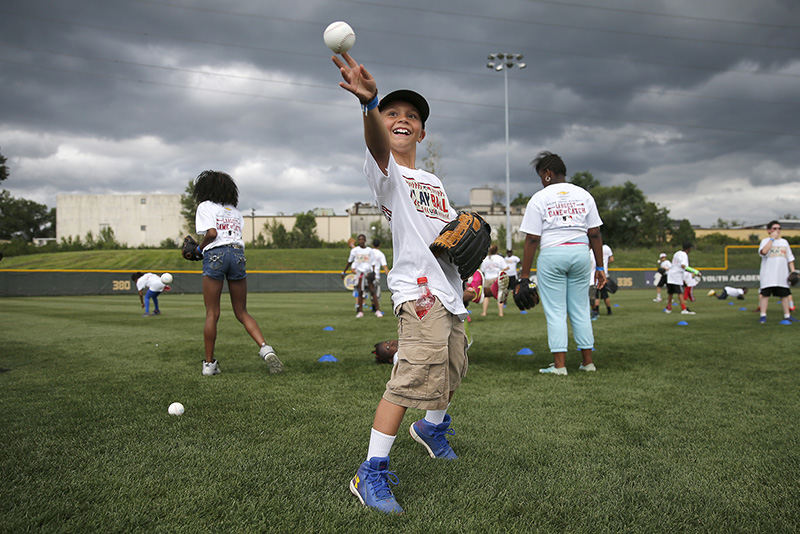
[202,360,220,376]
[356,311,364,318]
[375,310,384,318]
[652,297,662,302]
[681,309,696,315]
[259,344,283,374]
[497,271,510,303]
[578,363,597,372]
[539,363,568,375]
[663,308,672,314]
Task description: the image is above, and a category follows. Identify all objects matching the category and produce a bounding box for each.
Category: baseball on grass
[168,402,184,416]
[323,21,355,54]
[161,272,173,284]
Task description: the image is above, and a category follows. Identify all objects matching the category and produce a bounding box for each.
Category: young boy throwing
[332,52,469,514]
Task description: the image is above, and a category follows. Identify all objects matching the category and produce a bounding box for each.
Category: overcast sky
[1,0,799,227]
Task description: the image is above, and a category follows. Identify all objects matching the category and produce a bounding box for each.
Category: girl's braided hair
[531,151,566,177]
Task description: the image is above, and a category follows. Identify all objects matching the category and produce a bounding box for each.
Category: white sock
[425,408,447,425]
[366,428,396,460]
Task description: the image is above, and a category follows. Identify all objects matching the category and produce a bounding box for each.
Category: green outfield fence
[0,268,761,297]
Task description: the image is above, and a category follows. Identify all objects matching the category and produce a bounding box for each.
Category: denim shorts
[202,245,247,281]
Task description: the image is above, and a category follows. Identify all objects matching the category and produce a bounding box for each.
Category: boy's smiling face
[381,101,425,153]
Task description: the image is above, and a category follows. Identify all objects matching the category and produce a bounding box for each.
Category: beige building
[55,187,531,248]
[244,214,350,244]
[56,194,352,247]
[57,194,184,247]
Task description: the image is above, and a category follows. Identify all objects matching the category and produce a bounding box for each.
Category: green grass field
[0,245,760,271]
[2,290,798,532]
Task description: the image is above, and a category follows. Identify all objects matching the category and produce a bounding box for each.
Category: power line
[124,0,800,51]
[2,55,798,140]
[520,0,800,30]
[3,41,798,108]
[3,7,800,83]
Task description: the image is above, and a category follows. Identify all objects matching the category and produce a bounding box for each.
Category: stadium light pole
[486,53,526,252]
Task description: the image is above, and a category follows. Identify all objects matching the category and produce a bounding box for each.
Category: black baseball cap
[378,89,429,128]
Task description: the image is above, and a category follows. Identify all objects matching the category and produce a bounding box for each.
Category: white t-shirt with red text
[519,183,602,248]
[364,150,467,319]
[195,201,245,251]
[348,246,375,275]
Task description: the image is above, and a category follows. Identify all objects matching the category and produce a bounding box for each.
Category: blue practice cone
[318,354,338,362]
[728,301,735,306]
[613,303,620,307]
[779,319,792,325]
[520,310,528,314]
[323,326,334,331]
[516,348,534,356]
[677,320,689,326]
[739,307,747,311]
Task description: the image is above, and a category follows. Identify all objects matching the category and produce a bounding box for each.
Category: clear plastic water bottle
[415,277,435,319]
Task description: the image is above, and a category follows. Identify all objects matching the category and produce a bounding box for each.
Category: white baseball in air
[323,21,355,54]
[160,273,173,284]
[168,402,184,416]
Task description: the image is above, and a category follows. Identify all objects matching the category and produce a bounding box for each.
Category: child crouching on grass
[332,52,470,514]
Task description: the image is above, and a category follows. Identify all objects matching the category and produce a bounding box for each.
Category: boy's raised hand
[332,52,377,104]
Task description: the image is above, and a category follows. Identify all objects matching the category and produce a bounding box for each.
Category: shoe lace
[366,468,399,501]
[430,423,455,449]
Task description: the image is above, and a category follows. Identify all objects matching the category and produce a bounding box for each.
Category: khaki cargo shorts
[383,297,468,410]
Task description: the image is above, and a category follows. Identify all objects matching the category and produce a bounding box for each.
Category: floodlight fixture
[484,51,526,252]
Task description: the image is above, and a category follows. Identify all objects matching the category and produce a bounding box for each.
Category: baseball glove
[429,212,491,280]
[181,235,203,261]
[513,278,540,310]
[605,277,618,294]
[789,271,799,286]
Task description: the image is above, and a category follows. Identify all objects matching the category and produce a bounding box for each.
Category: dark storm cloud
[1,0,799,225]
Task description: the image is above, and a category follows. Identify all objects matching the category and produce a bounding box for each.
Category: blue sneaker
[759,316,767,324]
[349,456,403,514]
[410,414,458,459]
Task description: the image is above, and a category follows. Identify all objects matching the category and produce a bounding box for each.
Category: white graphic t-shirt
[519,183,602,248]
[724,286,745,298]
[348,246,375,275]
[195,201,245,251]
[667,250,689,285]
[759,237,795,289]
[371,249,388,280]
[364,150,467,319]
[505,254,520,278]
[136,272,165,293]
[480,254,507,281]
[660,259,672,272]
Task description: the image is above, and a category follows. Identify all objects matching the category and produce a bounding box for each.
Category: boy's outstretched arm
[332,52,391,172]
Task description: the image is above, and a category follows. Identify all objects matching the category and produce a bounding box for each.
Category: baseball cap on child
[378,89,430,128]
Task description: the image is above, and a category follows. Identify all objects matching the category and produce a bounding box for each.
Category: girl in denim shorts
[191,170,283,376]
